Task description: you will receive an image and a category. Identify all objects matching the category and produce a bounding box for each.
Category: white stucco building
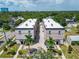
[15,19,37,42]
[43,18,65,44]
[15,18,65,44]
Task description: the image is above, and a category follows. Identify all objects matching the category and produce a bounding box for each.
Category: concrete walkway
[13,45,23,58]
[56,45,66,59]
[0,50,4,55]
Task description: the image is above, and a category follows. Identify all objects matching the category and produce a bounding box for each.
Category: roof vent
[51,24,53,26]
[26,24,28,26]
[29,20,31,22]
[48,20,50,22]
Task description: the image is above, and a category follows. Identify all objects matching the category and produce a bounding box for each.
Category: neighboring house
[66,16,77,28]
[15,19,37,42]
[10,16,25,23]
[17,16,25,20]
[43,17,65,44]
[67,35,79,45]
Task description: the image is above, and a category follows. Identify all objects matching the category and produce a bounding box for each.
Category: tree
[5,38,12,45]
[24,34,34,53]
[5,38,16,47]
[15,19,22,26]
[45,38,55,50]
[2,23,11,30]
[68,45,72,54]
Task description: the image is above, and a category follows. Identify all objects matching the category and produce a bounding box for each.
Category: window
[48,20,50,22]
[58,31,61,35]
[26,24,28,26]
[51,24,53,26]
[49,31,51,34]
[36,31,37,33]
[19,31,21,34]
[29,20,31,22]
[28,31,31,34]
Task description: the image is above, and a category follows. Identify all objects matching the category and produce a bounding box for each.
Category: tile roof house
[66,16,77,28]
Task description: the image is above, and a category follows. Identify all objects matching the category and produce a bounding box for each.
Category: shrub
[3,47,7,51]
[53,49,57,53]
[76,41,79,45]
[19,50,23,55]
[54,50,62,56]
[15,20,22,26]
[7,49,16,55]
[68,45,72,54]
[71,41,79,45]
[19,50,27,55]
[71,42,76,45]
[57,50,62,56]
[2,23,11,30]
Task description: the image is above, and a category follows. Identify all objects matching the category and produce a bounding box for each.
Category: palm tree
[5,38,16,47]
[24,34,34,53]
[45,37,55,50]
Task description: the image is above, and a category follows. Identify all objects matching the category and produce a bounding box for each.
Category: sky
[0,0,79,11]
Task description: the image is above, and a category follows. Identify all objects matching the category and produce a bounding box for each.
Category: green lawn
[60,45,79,59]
[0,44,19,58]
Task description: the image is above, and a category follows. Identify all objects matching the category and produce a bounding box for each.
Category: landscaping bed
[0,44,19,58]
[17,49,28,58]
[60,45,79,59]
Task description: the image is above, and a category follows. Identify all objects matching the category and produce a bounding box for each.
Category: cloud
[0,0,55,10]
[56,0,64,4]
[0,0,37,11]
[0,0,35,6]
[0,0,79,11]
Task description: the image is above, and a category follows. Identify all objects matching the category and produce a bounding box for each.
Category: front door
[56,40,60,45]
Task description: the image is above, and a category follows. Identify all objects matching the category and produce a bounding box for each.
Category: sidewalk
[56,45,66,59]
